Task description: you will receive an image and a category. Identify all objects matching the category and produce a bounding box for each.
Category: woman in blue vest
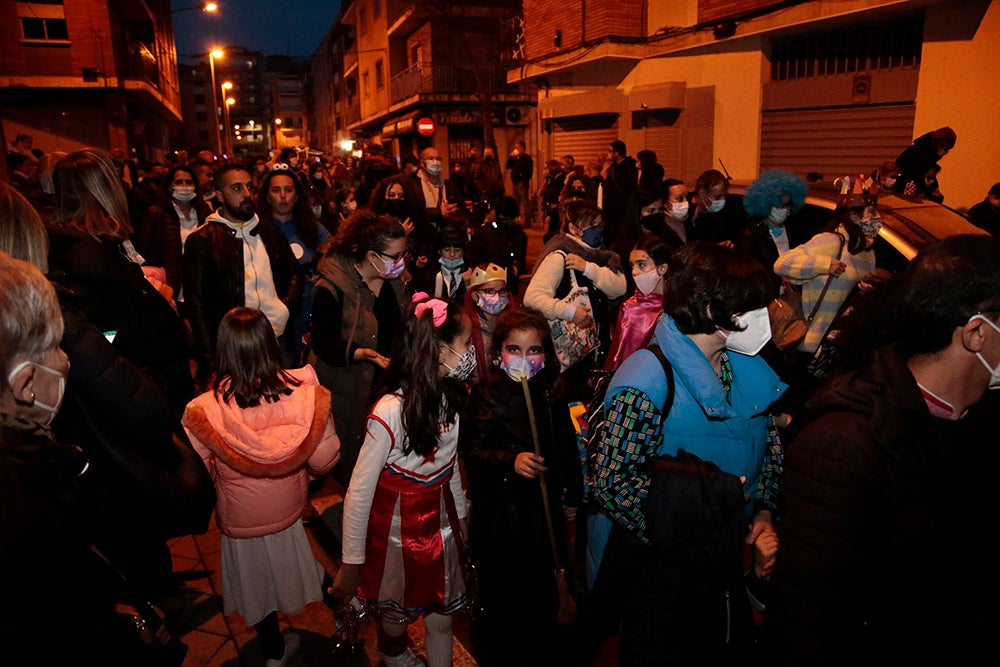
[581,241,787,665]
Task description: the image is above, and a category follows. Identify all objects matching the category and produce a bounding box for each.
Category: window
[375,60,384,90]
[194,93,206,104]
[196,111,208,122]
[362,70,370,97]
[18,1,69,42]
[198,130,210,140]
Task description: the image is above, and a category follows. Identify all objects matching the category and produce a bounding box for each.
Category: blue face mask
[581,226,603,248]
[440,257,464,270]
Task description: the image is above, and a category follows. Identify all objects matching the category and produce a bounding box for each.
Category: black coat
[770,345,994,665]
[47,228,194,414]
[134,198,211,295]
[182,216,303,366]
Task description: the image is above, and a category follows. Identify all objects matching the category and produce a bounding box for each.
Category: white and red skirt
[359,462,467,616]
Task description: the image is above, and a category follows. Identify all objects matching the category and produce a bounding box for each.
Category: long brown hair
[375,297,469,456]
[50,148,133,241]
[210,308,301,408]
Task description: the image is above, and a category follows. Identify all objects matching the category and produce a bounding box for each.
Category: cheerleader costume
[342,392,468,616]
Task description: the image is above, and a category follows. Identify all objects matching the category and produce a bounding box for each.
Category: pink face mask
[499,352,545,381]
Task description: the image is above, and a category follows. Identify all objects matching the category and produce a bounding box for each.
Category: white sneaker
[378,647,426,667]
[265,632,301,667]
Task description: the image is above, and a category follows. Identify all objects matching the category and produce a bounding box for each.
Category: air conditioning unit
[504,106,529,126]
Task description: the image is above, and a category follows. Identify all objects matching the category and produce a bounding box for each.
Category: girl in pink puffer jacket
[183,307,340,667]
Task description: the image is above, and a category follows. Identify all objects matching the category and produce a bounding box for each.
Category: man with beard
[183,164,303,379]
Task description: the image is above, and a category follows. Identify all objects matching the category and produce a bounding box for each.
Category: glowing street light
[208,49,224,156]
[172,1,219,14]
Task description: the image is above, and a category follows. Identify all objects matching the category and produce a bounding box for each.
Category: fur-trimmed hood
[182,365,332,478]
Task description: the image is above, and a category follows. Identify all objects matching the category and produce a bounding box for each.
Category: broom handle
[521,377,561,567]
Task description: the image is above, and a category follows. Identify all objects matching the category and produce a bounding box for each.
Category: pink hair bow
[415,298,449,327]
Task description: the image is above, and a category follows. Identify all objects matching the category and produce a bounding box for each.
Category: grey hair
[0,182,49,272]
[0,250,63,386]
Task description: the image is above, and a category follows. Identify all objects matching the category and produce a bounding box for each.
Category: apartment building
[513,0,1000,210]
[0,0,181,159]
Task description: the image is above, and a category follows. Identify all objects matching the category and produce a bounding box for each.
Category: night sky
[170,0,342,60]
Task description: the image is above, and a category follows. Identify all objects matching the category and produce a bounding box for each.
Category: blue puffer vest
[607,315,786,505]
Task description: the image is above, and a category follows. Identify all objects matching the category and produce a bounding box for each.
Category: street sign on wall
[417,117,436,136]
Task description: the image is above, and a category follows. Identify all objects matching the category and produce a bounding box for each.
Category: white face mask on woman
[721,307,772,356]
[633,269,662,295]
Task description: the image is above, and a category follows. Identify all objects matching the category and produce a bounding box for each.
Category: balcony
[130,42,160,86]
[390,62,516,105]
[345,101,361,126]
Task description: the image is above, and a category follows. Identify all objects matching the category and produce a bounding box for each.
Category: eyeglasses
[478,287,509,297]
[376,250,406,261]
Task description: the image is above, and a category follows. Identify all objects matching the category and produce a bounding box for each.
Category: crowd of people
[1,129,997,667]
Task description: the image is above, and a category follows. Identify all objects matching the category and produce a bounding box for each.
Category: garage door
[552,114,619,167]
[642,124,682,179]
[760,104,915,178]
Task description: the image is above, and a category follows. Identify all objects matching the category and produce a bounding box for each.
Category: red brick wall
[522,0,645,62]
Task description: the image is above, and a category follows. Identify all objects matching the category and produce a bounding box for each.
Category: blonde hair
[0,182,49,272]
[36,151,67,195]
[51,147,133,241]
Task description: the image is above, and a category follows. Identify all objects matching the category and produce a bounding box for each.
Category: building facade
[0,0,181,160]
[177,48,311,159]
[512,0,1000,211]
[312,0,536,190]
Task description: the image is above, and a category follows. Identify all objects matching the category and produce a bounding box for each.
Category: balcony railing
[390,61,515,105]
[345,101,361,126]
[130,42,160,86]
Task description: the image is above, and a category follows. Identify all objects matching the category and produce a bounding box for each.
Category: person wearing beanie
[894,126,956,198]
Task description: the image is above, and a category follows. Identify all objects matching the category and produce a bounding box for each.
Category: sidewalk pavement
[169,479,479,666]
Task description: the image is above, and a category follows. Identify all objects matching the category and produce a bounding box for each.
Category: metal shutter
[552,114,619,166]
[642,124,682,179]
[760,104,915,178]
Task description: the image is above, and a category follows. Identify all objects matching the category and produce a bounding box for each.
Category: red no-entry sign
[417,117,436,136]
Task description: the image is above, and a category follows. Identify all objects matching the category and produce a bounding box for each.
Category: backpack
[580,343,674,502]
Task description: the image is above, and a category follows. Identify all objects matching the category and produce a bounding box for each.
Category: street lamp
[221,81,233,155]
[224,96,236,156]
[208,49,223,157]
[274,117,282,150]
[172,1,219,14]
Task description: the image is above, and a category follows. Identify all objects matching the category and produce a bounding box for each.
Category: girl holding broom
[459,308,582,666]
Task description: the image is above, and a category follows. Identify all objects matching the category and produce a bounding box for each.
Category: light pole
[224,96,236,156]
[208,49,223,157]
[221,81,233,156]
[273,117,283,151]
[172,1,219,14]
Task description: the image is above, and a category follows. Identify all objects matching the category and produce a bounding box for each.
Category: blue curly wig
[743,170,808,219]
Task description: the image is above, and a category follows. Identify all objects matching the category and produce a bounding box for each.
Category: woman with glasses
[309,210,409,489]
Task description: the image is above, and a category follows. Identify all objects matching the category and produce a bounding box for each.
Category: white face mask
[343,201,357,214]
[7,359,67,425]
[172,186,197,202]
[770,207,790,225]
[970,314,1000,390]
[722,307,772,356]
[633,269,662,295]
[669,200,689,221]
[883,176,897,189]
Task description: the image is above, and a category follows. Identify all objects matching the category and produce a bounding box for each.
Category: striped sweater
[773,228,875,353]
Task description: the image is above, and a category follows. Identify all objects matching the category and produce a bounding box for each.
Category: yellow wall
[623,40,766,183]
[914,0,1000,210]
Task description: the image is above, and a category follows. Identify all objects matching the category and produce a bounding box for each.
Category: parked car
[727,182,989,272]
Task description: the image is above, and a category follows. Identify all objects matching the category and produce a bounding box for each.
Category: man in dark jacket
[506,141,533,225]
[602,140,639,249]
[770,234,1000,666]
[893,126,956,198]
[183,164,303,376]
[967,181,1000,235]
